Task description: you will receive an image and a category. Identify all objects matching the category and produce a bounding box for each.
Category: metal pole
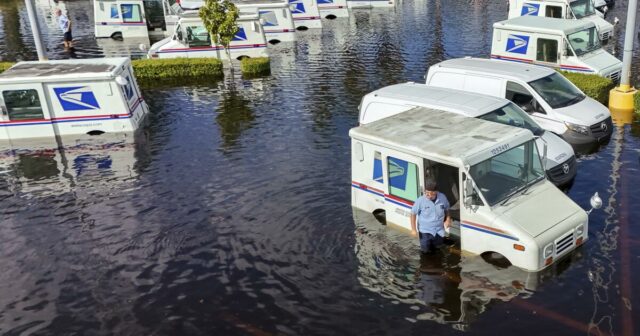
[24,0,47,61]
[620,0,638,89]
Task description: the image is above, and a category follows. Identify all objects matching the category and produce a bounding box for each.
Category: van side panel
[463,76,503,97]
[427,71,465,91]
[361,102,411,124]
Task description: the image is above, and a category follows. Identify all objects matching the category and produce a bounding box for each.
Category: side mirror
[115,75,129,86]
[463,195,473,208]
[521,103,534,113]
[177,31,183,41]
[463,178,474,208]
[587,192,603,214]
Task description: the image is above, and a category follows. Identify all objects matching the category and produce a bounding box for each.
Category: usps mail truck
[350,107,601,271]
[234,0,297,43]
[508,0,614,41]
[425,57,613,150]
[491,16,622,81]
[358,83,577,186]
[317,0,349,19]
[0,58,148,141]
[94,0,150,38]
[347,0,395,8]
[288,0,322,29]
[147,12,268,60]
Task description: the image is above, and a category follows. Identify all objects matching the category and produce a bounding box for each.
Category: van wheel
[87,130,105,136]
[110,32,123,41]
[372,209,386,225]
[325,14,337,20]
[481,252,511,269]
[296,26,309,31]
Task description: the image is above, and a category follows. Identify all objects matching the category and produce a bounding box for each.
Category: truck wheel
[481,252,511,269]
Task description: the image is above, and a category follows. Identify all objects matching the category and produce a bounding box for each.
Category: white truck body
[94,0,150,38]
[491,16,621,82]
[347,0,395,8]
[0,58,148,141]
[288,0,323,29]
[350,107,589,271]
[147,13,269,60]
[359,83,577,186]
[164,0,296,43]
[508,0,614,41]
[317,0,349,18]
[425,57,613,151]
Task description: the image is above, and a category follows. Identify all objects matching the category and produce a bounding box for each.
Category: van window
[545,5,562,18]
[505,82,544,114]
[536,38,558,63]
[373,151,383,183]
[387,157,419,202]
[186,25,211,47]
[2,89,44,120]
[429,72,464,90]
[121,4,142,23]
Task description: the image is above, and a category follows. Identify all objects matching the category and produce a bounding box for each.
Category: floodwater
[0,0,639,335]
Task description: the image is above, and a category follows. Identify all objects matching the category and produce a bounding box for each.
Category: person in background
[54,8,72,49]
[410,180,451,255]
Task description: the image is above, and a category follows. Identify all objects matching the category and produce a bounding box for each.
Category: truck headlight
[565,122,589,135]
[543,243,554,258]
[576,224,585,237]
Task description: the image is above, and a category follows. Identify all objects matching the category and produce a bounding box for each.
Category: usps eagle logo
[506,34,530,54]
[232,27,247,41]
[520,3,540,16]
[54,86,101,111]
[289,0,306,14]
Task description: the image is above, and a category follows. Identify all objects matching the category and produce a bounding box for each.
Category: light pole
[608,0,638,117]
[24,0,47,61]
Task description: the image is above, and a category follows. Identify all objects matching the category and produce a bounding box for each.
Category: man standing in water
[54,8,72,49]
[410,180,451,255]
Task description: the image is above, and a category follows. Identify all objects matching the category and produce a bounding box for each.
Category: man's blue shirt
[411,192,450,236]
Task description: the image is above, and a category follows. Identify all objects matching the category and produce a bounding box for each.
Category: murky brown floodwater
[0,0,639,335]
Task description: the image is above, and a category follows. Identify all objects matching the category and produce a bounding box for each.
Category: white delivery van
[147,12,268,60]
[425,57,613,150]
[359,83,577,186]
[94,0,150,39]
[491,16,622,82]
[288,0,322,29]
[0,58,148,140]
[317,0,349,19]
[347,0,395,8]
[234,0,297,43]
[350,107,601,271]
[164,0,296,43]
[508,0,614,41]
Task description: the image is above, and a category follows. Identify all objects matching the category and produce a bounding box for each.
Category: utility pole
[24,0,48,61]
[609,0,638,117]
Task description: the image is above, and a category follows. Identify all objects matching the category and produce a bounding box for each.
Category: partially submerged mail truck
[0,58,148,140]
[359,83,577,186]
[350,107,600,271]
[425,57,613,150]
[147,12,268,60]
[94,0,149,39]
[491,16,622,81]
[508,0,614,41]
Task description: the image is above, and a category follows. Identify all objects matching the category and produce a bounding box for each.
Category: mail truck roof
[0,57,129,84]
[350,107,533,166]
[494,16,595,36]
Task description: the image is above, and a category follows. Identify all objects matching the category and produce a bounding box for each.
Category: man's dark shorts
[419,232,443,254]
[64,31,73,42]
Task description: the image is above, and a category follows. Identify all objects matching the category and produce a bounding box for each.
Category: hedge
[635,92,640,114]
[560,71,615,105]
[240,57,270,77]
[0,62,15,73]
[131,58,223,84]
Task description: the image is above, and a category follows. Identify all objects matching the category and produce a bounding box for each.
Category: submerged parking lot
[0,0,639,334]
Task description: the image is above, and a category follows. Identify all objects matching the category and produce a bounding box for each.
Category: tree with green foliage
[199,0,239,65]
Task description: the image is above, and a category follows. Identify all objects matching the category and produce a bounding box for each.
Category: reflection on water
[353,208,582,332]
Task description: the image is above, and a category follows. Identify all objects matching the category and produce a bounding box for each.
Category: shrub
[0,62,16,73]
[131,58,223,85]
[560,71,615,105]
[240,57,270,77]
[635,91,640,114]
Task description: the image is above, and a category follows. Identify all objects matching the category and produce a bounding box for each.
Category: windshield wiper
[519,175,545,196]
[500,185,524,206]
[500,175,545,206]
